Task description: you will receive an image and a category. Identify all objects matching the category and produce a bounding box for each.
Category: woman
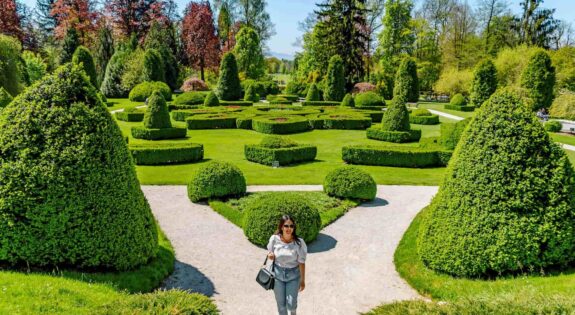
[267,215,307,315]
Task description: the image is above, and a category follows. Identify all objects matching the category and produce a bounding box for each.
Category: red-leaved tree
[105,0,168,41]
[51,0,98,41]
[0,0,23,41]
[181,1,220,81]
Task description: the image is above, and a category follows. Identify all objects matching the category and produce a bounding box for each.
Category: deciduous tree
[234,26,265,79]
[50,0,98,41]
[0,0,23,42]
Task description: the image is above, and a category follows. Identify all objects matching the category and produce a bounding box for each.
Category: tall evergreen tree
[145,21,179,89]
[324,55,346,101]
[59,28,80,64]
[470,59,498,107]
[393,57,419,102]
[234,26,265,79]
[216,52,242,101]
[35,0,57,36]
[94,23,114,86]
[521,51,555,110]
[72,45,98,88]
[218,2,232,48]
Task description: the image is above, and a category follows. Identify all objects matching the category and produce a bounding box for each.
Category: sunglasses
[283,224,295,228]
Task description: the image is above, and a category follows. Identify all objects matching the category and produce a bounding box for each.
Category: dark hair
[275,215,301,246]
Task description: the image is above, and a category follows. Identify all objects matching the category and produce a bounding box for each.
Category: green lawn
[417,102,476,119]
[107,98,145,112]
[550,132,575,146]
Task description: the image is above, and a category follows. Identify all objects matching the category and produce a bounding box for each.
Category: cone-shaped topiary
[204,91,219,107]
[381,97,410,131]
[144,91,172,129]
[418,90,575,277]
[306,83,320,102]
[341,93,355,107]
[324,55,345,101]
[469,59,497,107]
[521,51,556,111]
[187,160,246,202]
[216,52,242,101]
[142,49,165,83]
[0,64,158,270]
[393,58,419,102]
[100,50,130,98]
[72,46,98,88]
[244,84,259,102]
[0,87,13,108]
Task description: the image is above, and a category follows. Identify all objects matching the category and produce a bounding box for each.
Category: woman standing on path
[267,215,307,315]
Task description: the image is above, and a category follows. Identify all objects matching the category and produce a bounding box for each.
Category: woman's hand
[267,252,275,260]
[299,280,305,292]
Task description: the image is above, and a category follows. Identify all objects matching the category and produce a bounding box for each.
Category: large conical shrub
[144,91,172,129]
[72,46,99,88]
[216,52,242,101]
[418,90,575,277]
[469,59,497,107]
[142,49,165,83]
[100,50,130,98]
[521,51,555,111]
[381,97,410,131]
[0,64,158,270]
[393,58,419,102]
[306,83,320,101]
[324,55,345,101]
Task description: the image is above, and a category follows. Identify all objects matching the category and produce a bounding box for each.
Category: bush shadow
[308,233,337,253]
[360,197,389,208]
[161,260,216,297]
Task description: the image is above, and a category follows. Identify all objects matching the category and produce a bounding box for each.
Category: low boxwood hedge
[129,81,172,102]
[236,116,254,129]
[219,100,253,106]
[439,118,471,150]
[252,116,310,134]
[357,110,384,122]
[342,145,452,167]
[249,106,321,116]
[130,143,204,165]
[173,91,208,105]
[186,113,238,129]
[269,100,293,105]
[301,101,341,106]
[267,94,299,102]
[409,114,439,125]
[245,145,317,166]
[366,126,421,143]
[309,114,372,130]
[116,108,145,122]
[167,104,202,111]
[187,160,246,202]
[131,127,187,140]
[323,166,376,201]
[444,104,475,111]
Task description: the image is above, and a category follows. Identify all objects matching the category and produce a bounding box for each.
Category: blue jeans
[273,265,300,315]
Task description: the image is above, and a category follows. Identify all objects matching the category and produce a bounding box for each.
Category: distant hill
[266,51,294,60]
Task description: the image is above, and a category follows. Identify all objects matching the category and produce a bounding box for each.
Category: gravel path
[143,185,438,315]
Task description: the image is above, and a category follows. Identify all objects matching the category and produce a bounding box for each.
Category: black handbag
[256,256,275,290]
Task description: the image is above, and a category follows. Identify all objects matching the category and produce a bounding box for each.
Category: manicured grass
[417,102,476,119]
[107,98,145,112]
[550,132,575,146]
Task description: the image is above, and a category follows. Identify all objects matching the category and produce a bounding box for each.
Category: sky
[19,0,575,58]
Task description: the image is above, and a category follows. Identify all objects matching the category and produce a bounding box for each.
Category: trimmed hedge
[236,116,254,129]
[187,160,246,202]
[450,93,467,106]
[204,91,219,107]
[143,91,172,129]
[367,126,421,143]
[323,166,376,201]
[357,110,384,122]
[252,116,310,134]
[269,100,293,105]
[409,114,439,125]
[249,106,320,116]
[116,108,145,122]
[267,94,299,102]
[342,145,451,167]
[167,104,202,111]
[174,92,207,105]
[130,143,203,165]
[313,114,372,130]
[355,92,385,107]
[243,192,322,247]
[341,93,355,107]
[186,113,238,129]
[259,135,298,148]
[245,144,317,166]
[129,81,172,102]
[545,120,562,132]
[219,100,253,106]
[131,127,187,140]
[444,104,475,111]
[301,101,341,106]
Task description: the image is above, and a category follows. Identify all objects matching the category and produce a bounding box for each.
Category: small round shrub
[341,93,355,107]
[187,160,246,202]
[180,77,210,92]
[0,87,13,108]
[259,135,298,148]
[355,92,385,107]
[544,120,562,132]
[450,93,467,106]
[306,83,320,102]
[243,192,322,246]
[323,166,377,201]
[244,84,259,102]
[174,92,207,105]
[411,108,432,116]
[204,91,219,107]
[144,91,172,129]
[129,81,172,102]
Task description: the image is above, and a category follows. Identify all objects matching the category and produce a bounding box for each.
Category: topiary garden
[245,135,317,166]
[131,91,187,140]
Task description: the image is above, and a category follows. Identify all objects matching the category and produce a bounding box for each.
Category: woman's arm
[299,263,305,291]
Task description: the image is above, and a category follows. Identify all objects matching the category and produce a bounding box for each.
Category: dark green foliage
[259,135,298,148]
[72,46,98,88]
[0,64,158,270]
[186,114,238,129]
[418,90,575,277]
[355,92,385,107]
[216,52,242,101]
[324,166,376,201]
[342,145,451,167]
[103,291,219,314]
[409,109,439,125]
[324,55,346,101]
[301,101,341,106]
[411,108,431,116]
[18,56,30,86]
[241,80,280,97]
[285,80,307,96]
[204,91,219,107]
[314,114,372,130]
[174,92,207,105]
[130,143,203,165]
[306,83,320,101]
[0,35,24,96]
[219,100,253,106]
[142,49,165,83]
[450,93,467,106]
[470,59,498,107]
[115,108,144,122]
[0,87,13,107]
[266,94,299,102]
[444,104,475,111]
[366,127,421,143]
[245,144,317,166]
[393,58,419,102]
[187,160,246,202]
[144,23,179,89]
[381,97,410,131]
[341,93,355,107]
[243,193,322,246]
[244,84,259,102]
[236,116,254,129]
[131,127,187,140]
[439,118,471,150]
[252,116,311,134]
[59,28,80,65]
[545,120,562,132]
[144,91,171,129]
[129,81,172,102]
[521,51,556,110]
[100,50,130,98]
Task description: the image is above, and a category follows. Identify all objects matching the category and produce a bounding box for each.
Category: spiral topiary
[323,166,376,201]
[187,160,247,202]
[243,192,322,246]
[204,91,220,107]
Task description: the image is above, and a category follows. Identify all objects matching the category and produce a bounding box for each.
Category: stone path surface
[143,185,438,315]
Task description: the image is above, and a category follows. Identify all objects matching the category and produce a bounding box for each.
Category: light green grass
[271,74,291,85]
[417,102,476,119]
[550,132,575,146]
[106,98,144,112]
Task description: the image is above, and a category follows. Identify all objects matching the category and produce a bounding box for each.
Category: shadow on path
[361,197,389,208]
[162,260,216,297]
[308,233,337,253]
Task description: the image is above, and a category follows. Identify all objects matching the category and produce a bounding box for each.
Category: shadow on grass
[161,260,216,297]
[308,233,337,253]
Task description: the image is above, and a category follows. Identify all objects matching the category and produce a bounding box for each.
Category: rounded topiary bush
[418,90,575,277]
[187,160,246,202]
[355,92,385,107]
[144,91,172,129]
[129,81,172,102]
[174,91,207,105]
[259,135,298,148]
[323,166,376,201]
[0,64,158,270]
[544,120,562,132]
[243,192,322,247]
[450,93,467,106]
[341,93,355,107]
[411,108,431,116]
[0,87,13,108]
[204,91,219,107]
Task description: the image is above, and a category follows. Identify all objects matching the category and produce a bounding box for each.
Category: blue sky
[20,0,575,57]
